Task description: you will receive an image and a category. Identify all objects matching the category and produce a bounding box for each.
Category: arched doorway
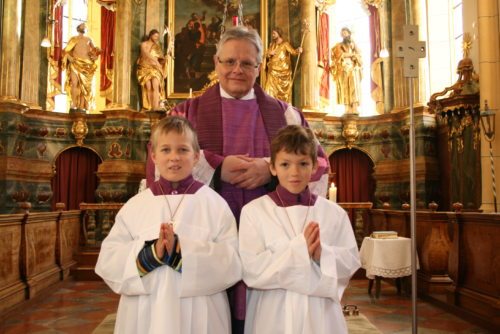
[329,148,375,203]
[51,147,102,210]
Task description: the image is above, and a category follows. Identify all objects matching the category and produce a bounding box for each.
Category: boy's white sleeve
[239,204,313,295]
[94,209,149,296]
[308,208,361,300]
[178,198,242,297]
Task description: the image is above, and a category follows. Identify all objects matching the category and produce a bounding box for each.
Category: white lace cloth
[359,237,419,279]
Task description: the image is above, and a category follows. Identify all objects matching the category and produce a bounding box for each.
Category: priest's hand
[155,223,176,259]
[304,222,320,258]
[221,155,247,183]
[230,156,272,189]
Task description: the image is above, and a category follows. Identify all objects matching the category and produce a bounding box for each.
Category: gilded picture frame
[167,0,268,99]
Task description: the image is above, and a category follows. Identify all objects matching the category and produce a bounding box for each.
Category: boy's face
[152,131,199,183]
[270,150,317,194]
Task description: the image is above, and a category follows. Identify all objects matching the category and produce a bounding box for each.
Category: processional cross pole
[395,24,426,334]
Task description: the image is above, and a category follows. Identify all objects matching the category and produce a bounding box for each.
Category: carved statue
[137,29,167,111]
[62,23,101,111]
[264,28,302,103]
[331,27,362,114]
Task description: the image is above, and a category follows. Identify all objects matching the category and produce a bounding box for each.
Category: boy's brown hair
[270,125,317,166]
[151,116,200,153]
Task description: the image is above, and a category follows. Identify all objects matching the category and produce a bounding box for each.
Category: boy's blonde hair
[270,125,317,166]
[151,116,200,153]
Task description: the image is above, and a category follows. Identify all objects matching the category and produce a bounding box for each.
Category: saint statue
[264,28,302,103]
[62,23,101,112]
[137,29,167,111]
[331,27,362,114]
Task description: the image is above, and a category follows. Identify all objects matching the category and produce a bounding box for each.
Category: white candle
[329,182,337,202]
[189,88,193,98]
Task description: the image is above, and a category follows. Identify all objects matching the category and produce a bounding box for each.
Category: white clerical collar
[220,87,256,100]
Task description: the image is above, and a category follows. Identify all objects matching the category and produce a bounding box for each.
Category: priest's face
[152,131,200,184]
[270,150,318,194]
[214,39,260,98]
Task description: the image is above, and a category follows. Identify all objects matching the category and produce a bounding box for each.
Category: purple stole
[180,84,288,154]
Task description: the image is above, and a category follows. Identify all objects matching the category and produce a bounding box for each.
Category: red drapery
[47,1,64,109]
[51,148,101,210]
[318,12,330,101]
[329,148,375,203]
[368,5,381,94]
[100,6,116,105]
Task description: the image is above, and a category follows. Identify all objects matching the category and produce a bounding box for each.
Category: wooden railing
[368,209,500,331]
[0,207,80,316]
[79,203,123,246]
[338,202,373,247]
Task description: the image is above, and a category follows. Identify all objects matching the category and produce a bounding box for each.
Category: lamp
[41,36,52,48]
[480,100,497,212]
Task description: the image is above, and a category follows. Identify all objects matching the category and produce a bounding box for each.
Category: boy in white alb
[95,116,242,334]
[239,125,360,334]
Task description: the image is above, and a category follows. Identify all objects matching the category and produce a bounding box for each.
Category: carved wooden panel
[24,213,60,298]
[58,211,81,278]
[0,215,27,314]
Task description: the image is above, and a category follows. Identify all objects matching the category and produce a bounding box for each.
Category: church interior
[0,0,498,332]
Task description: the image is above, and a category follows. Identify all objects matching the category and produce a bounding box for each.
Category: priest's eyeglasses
[217,57,259,71]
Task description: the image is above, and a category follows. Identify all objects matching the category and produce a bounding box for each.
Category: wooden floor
[0,278,494,333]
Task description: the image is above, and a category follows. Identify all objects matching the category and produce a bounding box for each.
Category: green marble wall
[0,108,151,214]
[309,110,441,209]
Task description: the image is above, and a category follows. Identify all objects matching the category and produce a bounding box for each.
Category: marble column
[106,0,133,110]
[145,0,160,34]
[20,0,42,108]
[478,0,500,212]
[391,0,427,110]
[299,0,320,112]
[275,0,291,40]
[0,0,22,100]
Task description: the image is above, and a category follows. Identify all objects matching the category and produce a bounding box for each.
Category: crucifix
[395,24,426,334]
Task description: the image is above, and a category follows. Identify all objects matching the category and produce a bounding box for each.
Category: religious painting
[167,0,268,98]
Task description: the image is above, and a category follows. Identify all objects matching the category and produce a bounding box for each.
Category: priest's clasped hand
[221,154,272,190]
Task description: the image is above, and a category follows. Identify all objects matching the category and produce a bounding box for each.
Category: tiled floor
[0,279,493,333]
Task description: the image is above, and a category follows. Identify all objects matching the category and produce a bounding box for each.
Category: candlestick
[189,88,193,98]
[329,182,337,203]
[232,16,238,26]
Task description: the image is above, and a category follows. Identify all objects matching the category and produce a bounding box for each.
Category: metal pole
[489,142,498,212]
[409,78,418,334]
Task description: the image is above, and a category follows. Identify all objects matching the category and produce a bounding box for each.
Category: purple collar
[268,185,317,207]
[150,175,203,196]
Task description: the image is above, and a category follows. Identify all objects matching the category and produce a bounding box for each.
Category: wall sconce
[41,36,52,48]
[480,100,497,212]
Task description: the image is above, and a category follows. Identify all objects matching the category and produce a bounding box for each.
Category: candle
[329,182,337,203]
[189,88,193,98]
[232,16,238,26]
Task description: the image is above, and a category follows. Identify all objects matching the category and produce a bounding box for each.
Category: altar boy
[239,125,360,334]
[96,116,241,333]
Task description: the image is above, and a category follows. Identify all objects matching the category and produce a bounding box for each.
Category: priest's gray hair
[215,26,263,64]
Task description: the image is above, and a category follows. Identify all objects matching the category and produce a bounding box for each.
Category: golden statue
[264,28,302,103]
[137,29,167,111]
[62,23,101,111]
[331,27,362,114]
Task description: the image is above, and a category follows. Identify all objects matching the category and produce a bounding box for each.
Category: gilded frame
[167,0,268,99]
